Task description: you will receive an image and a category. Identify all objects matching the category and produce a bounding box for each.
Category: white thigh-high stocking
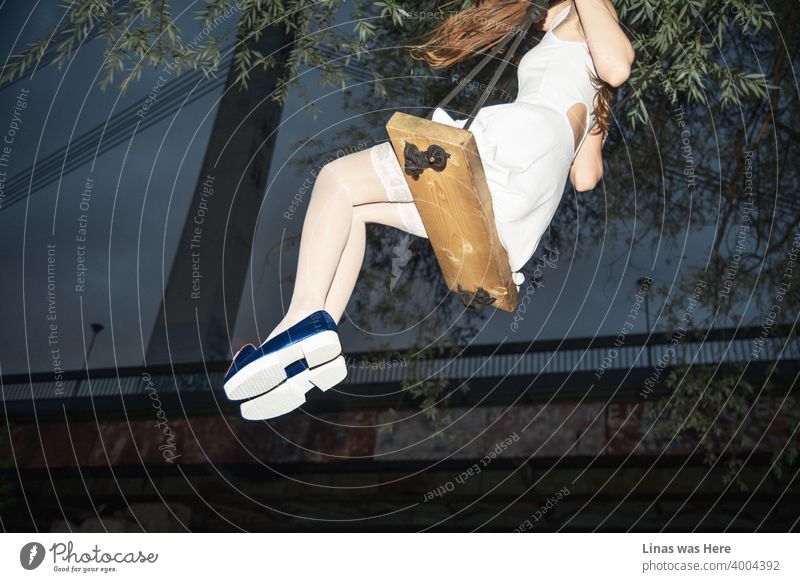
[322,202,422,323]
[265,147,424,341]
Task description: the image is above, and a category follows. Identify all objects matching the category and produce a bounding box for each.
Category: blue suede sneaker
[223,310,341,401]
[240,354,348,421]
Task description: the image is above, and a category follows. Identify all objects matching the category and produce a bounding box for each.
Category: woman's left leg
[323,202,427,323]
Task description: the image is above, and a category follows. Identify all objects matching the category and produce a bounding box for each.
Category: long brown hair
[410,0,615,137]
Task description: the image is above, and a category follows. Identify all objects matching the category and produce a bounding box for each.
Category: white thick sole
[240,355,347,421]
[224,330,341,401]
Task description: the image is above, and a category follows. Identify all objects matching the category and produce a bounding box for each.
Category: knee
[314,158,352,204]
[352,205,369,226]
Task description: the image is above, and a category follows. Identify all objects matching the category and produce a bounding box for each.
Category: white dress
[371,3,598,287]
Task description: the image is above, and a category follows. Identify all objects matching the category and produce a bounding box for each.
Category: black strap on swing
[425,2,545,130]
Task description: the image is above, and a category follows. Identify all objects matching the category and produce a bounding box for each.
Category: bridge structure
[1,325,798,532]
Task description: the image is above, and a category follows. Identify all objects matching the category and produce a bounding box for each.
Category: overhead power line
[0,43,399,212]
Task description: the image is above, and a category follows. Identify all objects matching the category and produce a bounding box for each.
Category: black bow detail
[455,284,497,311]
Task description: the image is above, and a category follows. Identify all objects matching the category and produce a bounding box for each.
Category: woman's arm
[573,0,635,87]
[569,129,605,191]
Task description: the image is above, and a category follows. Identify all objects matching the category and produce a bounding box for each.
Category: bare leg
[265,147,426,341]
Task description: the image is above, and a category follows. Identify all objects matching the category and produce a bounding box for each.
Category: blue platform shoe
[223,310,341,401]
[224,343,257,382]
[240,355,348,421]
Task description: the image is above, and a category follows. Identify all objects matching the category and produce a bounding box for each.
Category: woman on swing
[224,0,635,420]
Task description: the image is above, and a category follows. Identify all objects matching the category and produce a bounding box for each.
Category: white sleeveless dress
[371,4,598,287]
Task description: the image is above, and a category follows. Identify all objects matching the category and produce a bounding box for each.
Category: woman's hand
[574,0,635,87]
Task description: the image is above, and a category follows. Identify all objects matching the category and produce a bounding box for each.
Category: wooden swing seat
[382,4,552,312]
[386,112,520,312]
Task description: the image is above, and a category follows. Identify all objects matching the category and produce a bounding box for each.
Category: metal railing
[1,326,797,414]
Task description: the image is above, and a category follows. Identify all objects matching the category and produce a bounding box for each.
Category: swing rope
[425,1,643,143]
[425,4,543,130]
